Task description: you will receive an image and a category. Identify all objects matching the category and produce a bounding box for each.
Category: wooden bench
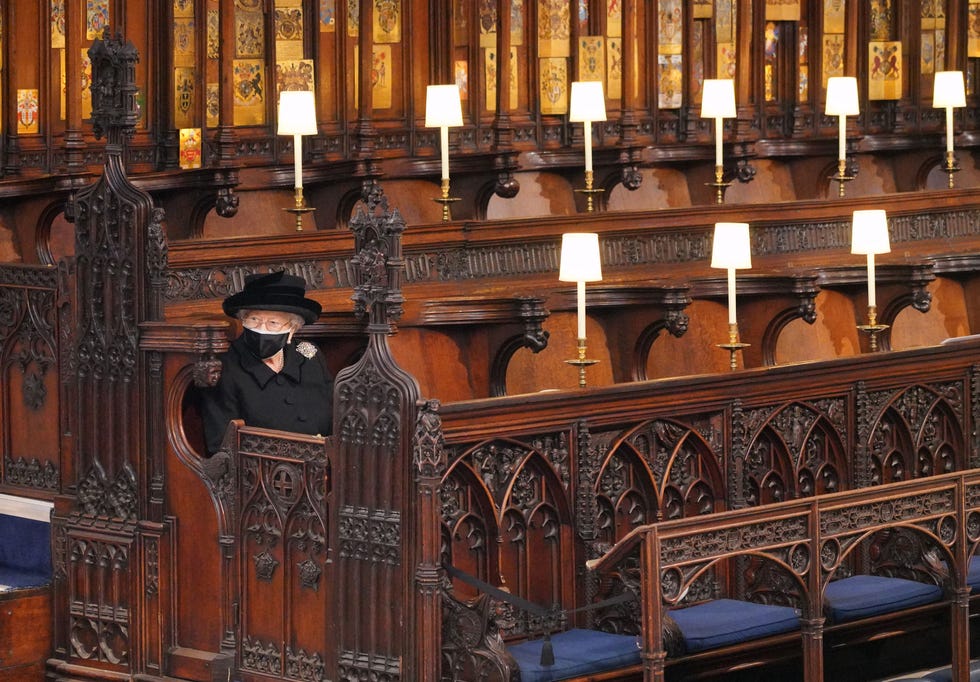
[583,472,974,682]
[0,494,53,678]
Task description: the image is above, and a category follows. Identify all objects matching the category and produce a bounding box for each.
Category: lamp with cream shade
[569,81,607,212]
[277,90,318,231]
[825,76,859,197]
[559,232,602,387]
[851,209,891,351]
[700,79,737,204]
[933,70,966,188]
[711,222,752,369]
[425,84,464,221]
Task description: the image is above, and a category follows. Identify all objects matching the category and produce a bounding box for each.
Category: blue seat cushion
[507,628,641,682]
[967,556,980,593]
[823,575,943,623]
[0,565,50,591]
[0,514,51,577]
[668,598,801,653]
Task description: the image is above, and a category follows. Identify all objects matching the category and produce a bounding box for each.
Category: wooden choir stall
[6,3,980,682]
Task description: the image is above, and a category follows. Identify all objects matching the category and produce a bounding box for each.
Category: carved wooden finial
[87,29,141,142]
[348,180,406,330]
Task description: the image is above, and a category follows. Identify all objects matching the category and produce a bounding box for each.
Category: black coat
[200,336,334,453]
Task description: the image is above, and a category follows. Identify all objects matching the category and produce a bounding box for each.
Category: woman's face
[241,310,296,333]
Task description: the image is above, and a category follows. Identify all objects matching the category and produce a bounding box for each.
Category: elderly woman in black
[200,271,333,454]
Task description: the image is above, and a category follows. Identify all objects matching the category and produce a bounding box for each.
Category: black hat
[222,271,322,324]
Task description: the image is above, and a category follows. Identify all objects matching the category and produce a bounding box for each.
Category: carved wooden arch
[602,418,724,523]
[876,292,932,353]
[35,198,72,265]
[497,450,576,636]
[662,548,812,614]
[165,363,209,465]
[440,460,503,599]
[592,444,661,546]
[490,334,528,397]
[632,316,689,381]
[742,428,795,506]
[760,305,814,366]
[912,152,949,190]
[744,401,849,503]
[868,384,966,483]
[964,498,980,569]
[818,519,959,596]
[335,186,366,231]
[911,399,964,477]
[474,180,494,222]
[816,158,856,198]
[185,194,221,239]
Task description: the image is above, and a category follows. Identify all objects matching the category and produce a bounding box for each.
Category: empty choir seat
[823,576,944,623]
[506,629,642,682]
[668,599,802,653]
[967,556,980,593]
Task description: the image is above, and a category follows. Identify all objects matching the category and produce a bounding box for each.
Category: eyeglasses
[243,315,291,332]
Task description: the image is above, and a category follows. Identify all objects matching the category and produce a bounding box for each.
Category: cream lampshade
[850,210,891,256]
[700,79,737,118]
[933,71,966,108]
[851,209,890,309]
[277,90,318,136]
[710,222,752,270]
[425,84,463,182]
[711,222,751,327]
[277,90,317,194]
[825,77,860,116]
[701,79,736,171]
[424,84,464,128]
[934,71,965,158]
[570,81,607,175]
[559,232,602,341]
[569,81,607,123]
[826,77,859,164]
[559,232,603,282]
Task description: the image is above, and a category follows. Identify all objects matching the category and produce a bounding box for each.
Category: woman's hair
[237,309,305,329]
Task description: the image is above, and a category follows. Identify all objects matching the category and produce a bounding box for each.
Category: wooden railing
[433,337,980,679]
[586,470,979,682]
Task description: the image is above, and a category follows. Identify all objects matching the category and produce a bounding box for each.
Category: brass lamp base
[830,159,855,198]
[564,338,599,388]
[944,150,960,189]
[574,170,604,213]
[433,178,461,222]
[716,323,749,371]
[284,186,315,231]
[705,165,731,205]
[857,306,889,352]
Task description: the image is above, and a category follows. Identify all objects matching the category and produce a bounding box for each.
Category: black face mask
[242,327,289,359]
